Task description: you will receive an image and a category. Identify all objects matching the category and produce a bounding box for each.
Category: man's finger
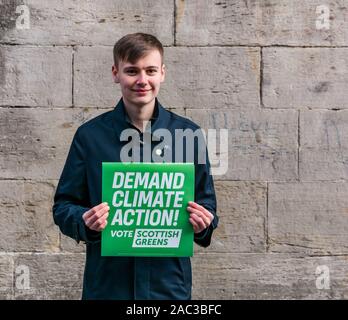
[90,212,109,230]
[98,219,108,231]
[85,206,109,227]
[188,201,213,219]
[189,217,199,232]
[85,206,109,226]
[83,202,109,220]
[187,204,213,224]
[190,213,206,230]
[187,207,211,226]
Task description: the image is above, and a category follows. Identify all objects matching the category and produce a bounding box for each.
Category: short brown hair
[113,33,164,66]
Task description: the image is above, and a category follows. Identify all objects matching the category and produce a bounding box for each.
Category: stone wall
[1,0,348,299]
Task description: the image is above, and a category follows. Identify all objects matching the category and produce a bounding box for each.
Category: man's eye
[147,69,157,75]
[126,70,137,75]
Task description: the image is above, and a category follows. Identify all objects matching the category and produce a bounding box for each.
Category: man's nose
[136,71,148,85]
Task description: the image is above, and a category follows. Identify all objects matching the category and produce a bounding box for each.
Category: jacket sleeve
[193,130,219,248]
[52,128,100,244]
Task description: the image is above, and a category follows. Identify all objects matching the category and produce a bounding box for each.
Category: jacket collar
[111,98,171,141]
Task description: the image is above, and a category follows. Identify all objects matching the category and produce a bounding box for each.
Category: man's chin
[130,96,156,107]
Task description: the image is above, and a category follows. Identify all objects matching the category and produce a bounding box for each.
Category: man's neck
[123,98,156,132]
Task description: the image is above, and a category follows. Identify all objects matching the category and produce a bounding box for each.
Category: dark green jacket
[53,98,218,299]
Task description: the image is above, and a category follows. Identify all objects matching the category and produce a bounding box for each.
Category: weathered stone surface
[0,46,72,107]
[161,47,260,109]
[186,109,298,181]
[0,0,173,45]
[269,182,348,254]
[74,46,260,109]
[0,0,22,40]
[60,234,86,254]
[74,46,119,108]
[195,181,266,254]
[0,255,13,299]
[263,48,348,109]
[13,253,84,299]
[192,253,348,299]
[176,0,348,46]
[0,108,107,179]
[0,180,59,252]
[300,110,348,181]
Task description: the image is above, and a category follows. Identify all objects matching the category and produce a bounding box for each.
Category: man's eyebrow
[123,66,159,69]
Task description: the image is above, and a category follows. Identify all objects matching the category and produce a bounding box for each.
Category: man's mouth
[132,89,151,93]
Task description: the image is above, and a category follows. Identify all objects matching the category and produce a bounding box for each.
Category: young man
[53,33,218,300]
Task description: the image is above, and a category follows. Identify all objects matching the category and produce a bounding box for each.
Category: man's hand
[82,202,110,232]
[187,201,214,234]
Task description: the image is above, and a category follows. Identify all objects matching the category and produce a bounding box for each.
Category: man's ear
[112,65,120,83]
[160,64,166,83]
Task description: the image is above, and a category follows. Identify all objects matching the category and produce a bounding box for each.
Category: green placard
[101,162,194,257]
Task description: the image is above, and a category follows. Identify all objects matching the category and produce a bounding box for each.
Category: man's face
[112,49,165,108]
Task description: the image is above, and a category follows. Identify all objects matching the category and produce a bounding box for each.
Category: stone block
[0,180,59,252]
[176,0,348,46]
[0,0,173,45]
[0,46,72,107]
[269,182,348,254]
[300,110,348,180]
[263,48,348,109]
[13,253,84,299]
